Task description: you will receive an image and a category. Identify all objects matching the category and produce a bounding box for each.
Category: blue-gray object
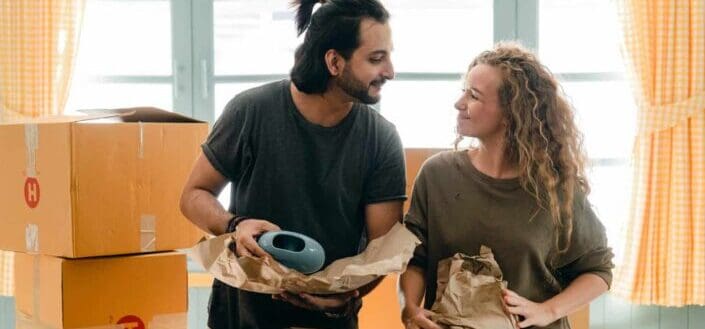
[257,231,325,274]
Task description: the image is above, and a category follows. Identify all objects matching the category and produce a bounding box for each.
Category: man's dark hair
[289,0,389,94]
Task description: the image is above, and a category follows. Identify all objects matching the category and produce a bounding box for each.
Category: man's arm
[365,200,403,240]
[357,200,404,297]
[179,152,279,256]
[180,152,231,236]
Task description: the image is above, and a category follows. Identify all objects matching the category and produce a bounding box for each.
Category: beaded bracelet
[226,215,250,233]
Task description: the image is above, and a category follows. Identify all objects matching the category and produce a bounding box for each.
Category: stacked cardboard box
[14,252,188,329]
[0,108,208,328]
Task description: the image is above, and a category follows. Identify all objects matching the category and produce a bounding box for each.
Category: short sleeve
[554,196,615,288]
[201,96,254,182]
[404,165,430,269]
[362,125,407,204]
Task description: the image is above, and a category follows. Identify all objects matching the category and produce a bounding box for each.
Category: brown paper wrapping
[429,246,519,329]
[188,222,420,294]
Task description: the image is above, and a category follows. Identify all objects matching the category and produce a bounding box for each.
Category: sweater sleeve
[554,196,615,289]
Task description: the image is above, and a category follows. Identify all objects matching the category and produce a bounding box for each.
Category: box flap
[0,113,118,125]
[77,107,203,123]
[0,107,201,126]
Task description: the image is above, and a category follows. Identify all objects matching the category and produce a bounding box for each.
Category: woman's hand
[503,289,558,328]
[401,305,442,329]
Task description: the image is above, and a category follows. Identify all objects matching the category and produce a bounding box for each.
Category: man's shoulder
[220,80,288,120]
[231,80,287,106]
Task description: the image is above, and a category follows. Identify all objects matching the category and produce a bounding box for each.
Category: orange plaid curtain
[0,0,85,297]
[0,0,85,118]
[614,0,705,306]
[0,251,12,296]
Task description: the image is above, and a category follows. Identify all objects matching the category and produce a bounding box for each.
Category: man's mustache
[370,79,387,87]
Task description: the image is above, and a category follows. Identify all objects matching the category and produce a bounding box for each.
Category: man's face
[335,19,394,104]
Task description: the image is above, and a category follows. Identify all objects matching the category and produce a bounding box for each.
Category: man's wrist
[323,298,356,319]
[226,215,249,233]
[401,303,424,324]
[323,297,360,319]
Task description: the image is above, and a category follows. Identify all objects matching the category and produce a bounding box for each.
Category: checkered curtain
[0,0,85,296]
[613,0,705,306]
[0,251,12,296]
[0,0,85,118]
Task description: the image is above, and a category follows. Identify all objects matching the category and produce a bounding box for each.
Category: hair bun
[291,0,325,36]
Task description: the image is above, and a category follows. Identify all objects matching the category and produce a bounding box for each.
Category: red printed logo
[24,177,40,209]
[117,315,145,329]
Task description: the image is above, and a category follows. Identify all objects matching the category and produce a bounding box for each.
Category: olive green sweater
[404,150,614,329]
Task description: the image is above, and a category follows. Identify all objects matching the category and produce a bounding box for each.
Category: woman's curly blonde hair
[463,42,590,255]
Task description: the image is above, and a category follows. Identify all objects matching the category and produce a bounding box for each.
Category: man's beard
[337,68,384,104]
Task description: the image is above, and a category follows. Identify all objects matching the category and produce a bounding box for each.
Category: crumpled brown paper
[188,222,420,295]
[428,246,519,329]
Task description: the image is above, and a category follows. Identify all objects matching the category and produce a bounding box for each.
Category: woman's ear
[324,49,344,76]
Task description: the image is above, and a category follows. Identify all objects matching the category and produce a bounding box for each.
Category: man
[179,0,406,328]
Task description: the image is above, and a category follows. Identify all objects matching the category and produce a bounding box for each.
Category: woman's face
[454,64,506,141]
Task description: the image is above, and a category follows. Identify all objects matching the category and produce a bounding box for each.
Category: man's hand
[503,288,557,328]
[233,219,280,257]
[401,305,441,329]
[273,290,359,313]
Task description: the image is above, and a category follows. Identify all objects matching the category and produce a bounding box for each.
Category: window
[68,0,635,260]
[66,0,174,113]
[380,0,493,148]
[539,0,635,262]
[212,0,301,118]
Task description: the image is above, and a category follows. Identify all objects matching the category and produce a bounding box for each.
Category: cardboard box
[0,108,208,258]
[14,251,188,329]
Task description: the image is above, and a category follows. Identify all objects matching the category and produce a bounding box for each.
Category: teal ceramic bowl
[257,231,325,274]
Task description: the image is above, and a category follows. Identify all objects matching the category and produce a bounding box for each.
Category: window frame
[82,0,628,166]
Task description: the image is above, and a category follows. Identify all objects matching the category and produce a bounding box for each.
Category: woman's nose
[454,97,465,111]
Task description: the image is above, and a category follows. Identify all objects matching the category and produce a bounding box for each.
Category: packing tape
[138,121,144,159]
[25,224,39,253]
[140,215,156,252]
[14,255,50,329]
[32,256,40,323]
[148,313,187,329]
[24,124,38,177]
[16,312,187,329]
[15,312,61,329]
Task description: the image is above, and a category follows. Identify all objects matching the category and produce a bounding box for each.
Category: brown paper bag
[428,246,519,329]
[188,222,420,294]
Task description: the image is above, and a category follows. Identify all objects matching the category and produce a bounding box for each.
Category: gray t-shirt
[202,79,406,329]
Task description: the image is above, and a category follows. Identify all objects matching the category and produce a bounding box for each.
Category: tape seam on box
[24,124,39,177]
[138,121,144,159]
[25,224,39,253]
[140,215,156,252]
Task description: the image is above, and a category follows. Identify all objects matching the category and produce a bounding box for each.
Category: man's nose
[383,61,395,80]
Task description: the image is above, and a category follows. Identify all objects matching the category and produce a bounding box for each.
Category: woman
[399,43,614,329]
